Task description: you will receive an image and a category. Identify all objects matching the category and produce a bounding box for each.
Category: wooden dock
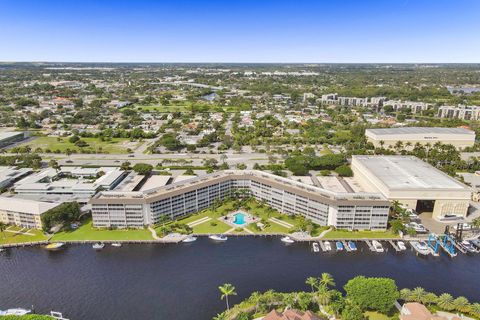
[388,240,401,252]
[364,240,376,252]
[319,241,327,252]
[453,241,467,254]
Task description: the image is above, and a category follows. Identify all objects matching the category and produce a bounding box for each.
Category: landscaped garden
[51,220,154,241]
[0,226,48,245]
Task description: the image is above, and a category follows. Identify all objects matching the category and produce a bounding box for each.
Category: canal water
[1,237,479,320]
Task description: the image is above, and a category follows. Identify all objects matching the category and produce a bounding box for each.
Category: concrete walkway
[318,228,332,239]
[269,217,293,229]
[148,226,161,240]
[187,216,211,227]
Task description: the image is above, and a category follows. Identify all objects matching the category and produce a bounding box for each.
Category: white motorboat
[397,241,407,251]
[312,242,320,252]
[281,236,294,243]
[0,308,31,316]
[209,235,228,241]
[45,242,65,250]
[461,240,478,253]
[182,236,197,243]
[324,241,332,251]
[411,241,430,256]
[111,243,122,247]
[372,240,384,253]
[92,243,105,250]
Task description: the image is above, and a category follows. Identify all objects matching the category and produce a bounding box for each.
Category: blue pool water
[233,213,246,225]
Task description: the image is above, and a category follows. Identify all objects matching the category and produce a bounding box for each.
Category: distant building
[0,167,32,189]
[0,132,26,148]
[438,105,480,120]
[352,155,472,219]
[383,100,433,114]
[0,197,60,229]
[365,127,476,150]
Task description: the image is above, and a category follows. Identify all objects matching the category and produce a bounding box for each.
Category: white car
[452,223,472,231]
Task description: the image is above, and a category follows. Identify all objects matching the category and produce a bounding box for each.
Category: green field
[20,136,139,154]
[322,229,399,239]
[0,226,48,245]
[51,221,154,241]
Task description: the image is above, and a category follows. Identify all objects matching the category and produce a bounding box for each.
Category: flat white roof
[0,131,24,140]
[140,175,171,191]
[353,155,469,191]
[366,127,475,136]
[0,196,59,215]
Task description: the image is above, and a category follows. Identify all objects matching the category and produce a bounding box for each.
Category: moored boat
[312,242,320,252]
[372,240,384,253]
[182,236,197,243]
[111,243,122,247]
[411,241,430,256]
[348,241,357,251]
[209,235,228,241]
[335,241,344,251]
[92,243,105,250]
[280,236,294,244]
[45,242,65,250]
[0,308,31,316]
[324,241,332,251]
[397,241,407,251]
[461,240,478,253]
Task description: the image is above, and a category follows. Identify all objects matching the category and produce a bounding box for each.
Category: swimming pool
[233,213,246,225]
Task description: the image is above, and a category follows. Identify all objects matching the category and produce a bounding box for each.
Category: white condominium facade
[90,170,390,231]
[438,105,480,121]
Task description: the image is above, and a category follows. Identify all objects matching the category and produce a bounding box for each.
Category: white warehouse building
[351,155,472,219]
[365,127,475,150]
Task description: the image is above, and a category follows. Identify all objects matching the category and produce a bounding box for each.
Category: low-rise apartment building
[438,105,480,120]
[90,170,390,230]
[0,196,59,229]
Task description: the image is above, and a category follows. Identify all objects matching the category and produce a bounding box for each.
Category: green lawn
[322,229,399,239]
[20,136,139,154]
[0,227,48,245]
[364,311,395,320]
[51,221,154,241]
[191,219,232,234]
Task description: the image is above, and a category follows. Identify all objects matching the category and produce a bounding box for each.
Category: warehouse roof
[366,127,475,136]
[352,155,470,191]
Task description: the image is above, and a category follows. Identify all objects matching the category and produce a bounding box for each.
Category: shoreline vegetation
[1,198,398,246]
[214,274,480,320]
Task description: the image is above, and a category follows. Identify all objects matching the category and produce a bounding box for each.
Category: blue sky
[0,0,479,63]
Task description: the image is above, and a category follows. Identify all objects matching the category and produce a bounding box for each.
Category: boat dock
[388,240,401,252]
[342,241,352,252]
[364,240,376,252]
[319,241,327,252]
[453,241,467,254]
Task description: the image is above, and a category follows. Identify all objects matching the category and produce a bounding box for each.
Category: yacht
[111,243,122,247]
[471,239,480,249]
[209,235,228,242]
[0,308,31,316]
[335,241,344,251]
[45,242,65,250]
[182,236,197,243]
[411,241,430,256]
[372,240,384,253]
[312,242,320,253]
[324,241,332,251]
[460,240,478,253]
[92,243,105,250]
[397,241,407,251]
[280,236,294,244]
[347,241,357,251]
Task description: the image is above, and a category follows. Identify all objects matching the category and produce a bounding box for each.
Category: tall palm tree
[399,288,412,301]
[219,283,237,311]
[212,313,227,320]
[248,291,262,315]
[305,277,318,293]
[319,273,335,289]
[469,303,480,318]
[437,293,455,311]
[316,287,331,306]
[410,287,426,302]
[422,292,438,306]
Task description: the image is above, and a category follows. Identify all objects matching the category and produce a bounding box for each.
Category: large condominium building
[383,100,433,114]
[437,105,480,120]
[365,127,476,150]
[90,170,390,231]
[0,196,60,229]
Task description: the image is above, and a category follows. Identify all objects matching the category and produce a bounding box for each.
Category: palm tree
[319,272,335,289]
[316,287,331,306]
[305,277,318,293]
[219,283,237,311]
[452,296,471,314]
[0,222,7,239]
[437,293,455,311]
[469,303,480,318]
[248,291,262,315]
[399,288,412,301]
[212,313,227,320]
[410,287,426,302]
[422,292,438,306]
